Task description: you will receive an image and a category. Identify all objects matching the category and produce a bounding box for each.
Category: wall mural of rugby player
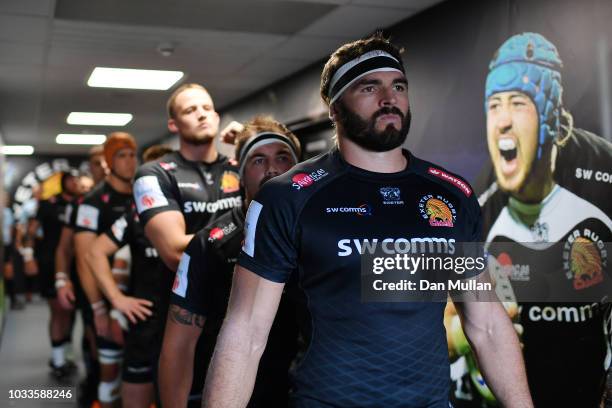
[446,32,612,408]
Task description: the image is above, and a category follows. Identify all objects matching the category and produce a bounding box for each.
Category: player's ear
[168,118,178,133]
[328,103,338,122]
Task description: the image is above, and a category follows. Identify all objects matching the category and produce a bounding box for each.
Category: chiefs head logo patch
[566,236,604,290]
[220,171,240,193]
[419,194,456,227]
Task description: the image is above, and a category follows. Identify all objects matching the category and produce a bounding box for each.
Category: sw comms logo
[419,194,456,227]
[326,204,372,216]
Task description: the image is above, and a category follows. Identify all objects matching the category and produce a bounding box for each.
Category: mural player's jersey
[451,185,612,408]
[105,206,160,303]
[171,207,298,407]
[72,181,133,236]
[238,148,482,408]
[487,186,611,408]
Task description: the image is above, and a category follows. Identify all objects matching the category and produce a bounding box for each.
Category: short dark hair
[166,83,210,119]
[320,32,404,106]
[61,169,79,191]
[142,144,173,163]
[234,116,301,162]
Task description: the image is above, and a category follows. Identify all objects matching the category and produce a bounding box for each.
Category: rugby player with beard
[203,34,532,408]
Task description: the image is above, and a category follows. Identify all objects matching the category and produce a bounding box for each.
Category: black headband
[238,132,299,177]
[328,50,405,104]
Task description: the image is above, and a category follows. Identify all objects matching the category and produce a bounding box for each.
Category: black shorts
[73,269,94,326]
[38,258,56,299]
[3,244,12,263]
[122,314,162,383]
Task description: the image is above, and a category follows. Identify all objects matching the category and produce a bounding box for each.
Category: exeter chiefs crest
[220,171,240,193]
[419,194,456,227]
[563,231,606,290]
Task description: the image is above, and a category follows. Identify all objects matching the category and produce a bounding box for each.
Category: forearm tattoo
[169,304,205,328]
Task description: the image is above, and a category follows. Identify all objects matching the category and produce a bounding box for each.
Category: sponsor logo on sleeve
[209,227,224,242]
[419,194,456,227]
[427,167,472,197]
[291,169,329,190]
[220,171,240,193]
[159,162,177,171]
[64,205,73,224]
[111,216,128,242]
[208,222,238,243]
[134,176,169,214]
[379,187,404,205]
[243,200,263,257]
[172,253,190,297]
[76,204,99,231]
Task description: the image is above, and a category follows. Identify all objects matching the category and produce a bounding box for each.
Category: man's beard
[259,174,275,187]
[335,102,411,152]
[182,133,215,146]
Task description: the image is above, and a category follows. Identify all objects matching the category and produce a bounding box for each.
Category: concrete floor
[0,298,84,408]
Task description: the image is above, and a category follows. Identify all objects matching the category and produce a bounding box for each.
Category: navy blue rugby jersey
[35,193,72,263]
[72,180,133,236]
[62,200,77,229]
[105,205,162,303]
[171,206,299,407]
[238,147,482,408]
[170,206,245,317]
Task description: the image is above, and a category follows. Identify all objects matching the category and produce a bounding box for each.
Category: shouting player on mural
[449,32,612,408]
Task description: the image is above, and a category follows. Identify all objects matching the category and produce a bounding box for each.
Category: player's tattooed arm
[160,303,205,407]
[168,304,205,328]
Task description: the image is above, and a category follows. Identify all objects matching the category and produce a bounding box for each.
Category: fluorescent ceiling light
[56,134,107,145]
[2,145,34,155]
[67,112,133,126]
[87,67,184,90]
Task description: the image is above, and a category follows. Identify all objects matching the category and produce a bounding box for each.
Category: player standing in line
[86,145,172,408]
[73,133,138,407]
[203,34,532,408]
[160,116,300,407]
[28,170,81,377]
[132,83,242,406]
